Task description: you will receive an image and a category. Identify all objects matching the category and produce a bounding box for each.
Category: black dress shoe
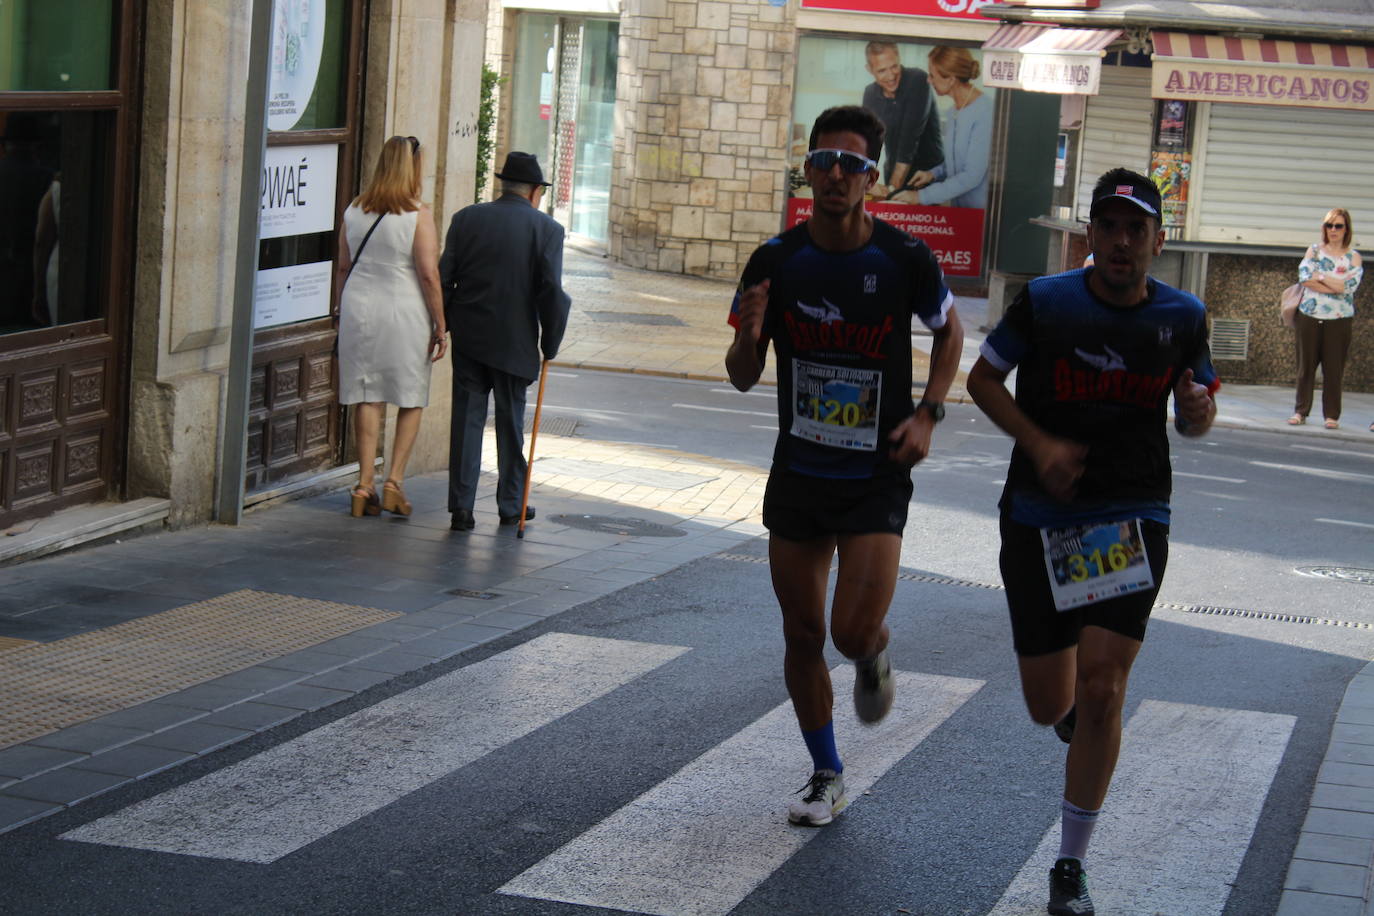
[450,509,475,531]
[499,505,535,525]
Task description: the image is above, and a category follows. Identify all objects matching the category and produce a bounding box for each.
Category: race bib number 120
[1040,518,1154,611]
[791,359,882,451]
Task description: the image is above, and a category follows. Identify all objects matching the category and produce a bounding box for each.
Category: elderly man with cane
[439,152,571,531]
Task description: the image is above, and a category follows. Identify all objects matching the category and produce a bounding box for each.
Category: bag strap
[344,212,386,284]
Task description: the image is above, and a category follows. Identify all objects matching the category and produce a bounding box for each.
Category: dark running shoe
[1049,857,1094,915]
[1054,705,1077,744]
[853,648,895,724]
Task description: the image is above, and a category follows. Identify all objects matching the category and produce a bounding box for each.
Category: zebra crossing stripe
[60,633,689,863]
[499,666,984,916]
[988,699,1295,915]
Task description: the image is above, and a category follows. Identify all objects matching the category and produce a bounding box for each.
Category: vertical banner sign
[787,36,995,277]
[1149,99,1190,229]
[267,0,328,131]
[255,144,338,329]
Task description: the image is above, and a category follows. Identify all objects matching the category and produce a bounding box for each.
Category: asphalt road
[4,368,1373,915]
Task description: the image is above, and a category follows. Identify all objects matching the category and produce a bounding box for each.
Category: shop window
[0,109,113,334]
[0,0,114,91]
[268,0,351,132]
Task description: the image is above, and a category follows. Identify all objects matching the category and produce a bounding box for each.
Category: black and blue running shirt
[728,220,953,479]
[980,268,1221,526]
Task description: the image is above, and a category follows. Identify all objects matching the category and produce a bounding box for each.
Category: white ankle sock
[1058,798,1100,863]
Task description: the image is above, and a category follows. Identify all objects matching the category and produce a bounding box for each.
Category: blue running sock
[801,721,843,774]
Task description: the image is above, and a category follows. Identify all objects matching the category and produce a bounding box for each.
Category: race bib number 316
[1040,518,1154,611]
[791,359,882,451]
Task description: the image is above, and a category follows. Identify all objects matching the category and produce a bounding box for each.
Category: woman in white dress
[336,135,448,517]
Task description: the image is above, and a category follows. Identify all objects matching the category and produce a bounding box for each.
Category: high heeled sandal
[381,479,412,516]
[350,485,381,518]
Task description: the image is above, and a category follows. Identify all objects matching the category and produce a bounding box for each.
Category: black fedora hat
[495,151,551,187]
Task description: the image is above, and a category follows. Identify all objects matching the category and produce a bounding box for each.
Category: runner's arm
[725,279,770,392]
[967,355,1086,502]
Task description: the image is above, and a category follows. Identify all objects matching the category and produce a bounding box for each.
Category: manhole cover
[446,588,500,599]
[553,514,687,537]
[583,311,686,327]
[1295,566,1374,586]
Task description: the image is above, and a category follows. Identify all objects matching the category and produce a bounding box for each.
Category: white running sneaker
[854,649,895,724]
[787,769,848,826]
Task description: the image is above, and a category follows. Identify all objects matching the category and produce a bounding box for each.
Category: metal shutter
[1074,64,1154,222]
[1194,103,1374,246]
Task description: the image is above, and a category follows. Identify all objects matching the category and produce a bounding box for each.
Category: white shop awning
[982,23,1122,95]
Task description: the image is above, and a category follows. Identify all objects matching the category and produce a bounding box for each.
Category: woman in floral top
[1289,207,1362,429]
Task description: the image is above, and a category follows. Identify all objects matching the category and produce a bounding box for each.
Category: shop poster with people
[787,36,995,277]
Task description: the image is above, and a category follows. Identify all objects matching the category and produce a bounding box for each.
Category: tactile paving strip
[0,637,35,653]
[0,589,400,750]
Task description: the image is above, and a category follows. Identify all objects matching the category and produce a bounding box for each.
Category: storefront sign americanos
[1154,64,1374,111]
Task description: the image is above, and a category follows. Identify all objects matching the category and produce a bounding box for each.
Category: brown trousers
[1293,311,1354,420]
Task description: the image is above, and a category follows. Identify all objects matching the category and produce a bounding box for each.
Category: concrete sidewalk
[0,245,1372,914]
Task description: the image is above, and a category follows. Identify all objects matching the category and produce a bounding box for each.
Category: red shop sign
[785,198,985,278]
[799,0,998,19]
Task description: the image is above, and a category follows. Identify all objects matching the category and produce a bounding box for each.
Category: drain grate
[717,556,1372,628]
[553,514,687,537]
[1157,602,1374,630]
[1295,567,1374,586]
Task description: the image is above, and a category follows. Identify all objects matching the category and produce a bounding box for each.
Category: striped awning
[1152,31,1374,111]
[983,24,1122,95]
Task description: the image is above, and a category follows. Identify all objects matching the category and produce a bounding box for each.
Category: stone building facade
[608,0,796,277]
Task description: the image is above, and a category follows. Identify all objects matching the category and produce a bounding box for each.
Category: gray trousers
[447,356,529,516]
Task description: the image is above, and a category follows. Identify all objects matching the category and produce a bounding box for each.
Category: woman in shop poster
[786,35,995,279]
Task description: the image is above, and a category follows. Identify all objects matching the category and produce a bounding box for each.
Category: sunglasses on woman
[393,135,419,154]
[805,148,877,174]
[1325,221,1346,230]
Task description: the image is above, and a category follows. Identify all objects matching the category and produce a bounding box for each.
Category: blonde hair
[355,136,422,214]
[928,46,980,83]
[1322,207,1354,249]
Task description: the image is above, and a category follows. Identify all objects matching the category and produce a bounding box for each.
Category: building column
[609,0,797,280]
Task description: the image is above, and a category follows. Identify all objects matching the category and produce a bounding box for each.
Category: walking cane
[517,359,550,539]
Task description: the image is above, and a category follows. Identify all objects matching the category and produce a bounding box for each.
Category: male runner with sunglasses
[725,105,963,827]
[967,168,1218,915]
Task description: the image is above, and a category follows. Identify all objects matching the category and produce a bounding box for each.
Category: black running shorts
[762,467,912,541]
[999,514,1169,656]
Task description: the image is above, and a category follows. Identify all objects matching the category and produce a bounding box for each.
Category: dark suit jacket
[862,67,944,184]
[439,192,572,384]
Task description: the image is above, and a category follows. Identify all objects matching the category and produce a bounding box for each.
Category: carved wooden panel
[303,406,331,453]
[67,361,108,418]
[0,337,121,526]
[14,441,57,502]
[271,358,302,408]
[245,419,264,467]
[269,414,300,462]
[17,371,60,433]
[249,365,267,411]
[245,324,343,493]
[65,432,103,486]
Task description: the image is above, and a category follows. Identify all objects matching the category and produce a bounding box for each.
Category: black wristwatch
[917,400,945,423]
